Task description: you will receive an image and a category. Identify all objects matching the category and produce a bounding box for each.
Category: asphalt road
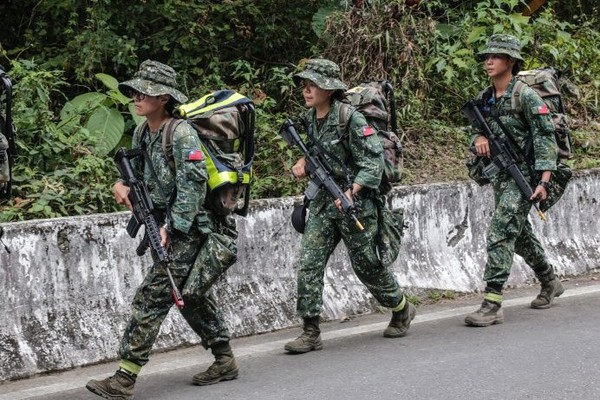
[2,277,599,400]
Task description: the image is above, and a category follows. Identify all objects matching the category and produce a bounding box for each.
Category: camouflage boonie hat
[293,58,347,91]
[118,60,188,103]
[478,34,524,62]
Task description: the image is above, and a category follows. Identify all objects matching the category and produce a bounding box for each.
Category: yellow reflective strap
[484,292,503,304]
[176,91,248,118]
[391,296,407,312]
[119,359,142,375]
[201,143,250,189]
[207,170,251,190]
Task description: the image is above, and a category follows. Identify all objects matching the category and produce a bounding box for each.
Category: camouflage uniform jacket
[470,77,558,177]
[302,100,383,216]
[131,120,208,233]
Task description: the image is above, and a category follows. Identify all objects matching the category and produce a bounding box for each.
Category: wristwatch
[538,180,550,189]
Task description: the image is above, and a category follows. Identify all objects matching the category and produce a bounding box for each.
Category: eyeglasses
[131,91,148,101]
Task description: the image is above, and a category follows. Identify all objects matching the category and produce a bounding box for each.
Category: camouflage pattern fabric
[0,133,8,190]
[118,60,188,103]
[470,77,558,287]
[293,58,347,91]
[131,121,208,233]
[295,99,404,317]
[297,202,405,317]
[477,34,524,61]
[303,100,384,217]
[118,120,234,368]
[119,228,231,366]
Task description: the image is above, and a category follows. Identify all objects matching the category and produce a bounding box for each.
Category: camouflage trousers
[296,200,404,317]
[483,175,550,286]
[118,229,232,367]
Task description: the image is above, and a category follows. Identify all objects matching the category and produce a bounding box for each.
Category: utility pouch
[182,231,237,299]
[539,162,573,212]
[376,200,406,268]
[466,155,492,186]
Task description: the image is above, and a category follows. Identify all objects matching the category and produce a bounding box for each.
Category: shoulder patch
[362,125,374,137]
[187,149,204,161]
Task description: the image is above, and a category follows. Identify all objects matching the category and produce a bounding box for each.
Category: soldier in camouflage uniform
[0,133,8,193]
[465,35,564,327]
[284,59,416,353]
[86,60,239,400]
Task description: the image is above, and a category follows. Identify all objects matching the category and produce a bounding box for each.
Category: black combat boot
[284,316,323,353]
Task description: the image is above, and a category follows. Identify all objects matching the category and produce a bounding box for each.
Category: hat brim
[477,47,524,62]
[118,78,188,103]
[293,70,347,91]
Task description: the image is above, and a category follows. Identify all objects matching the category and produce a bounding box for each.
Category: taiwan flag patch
[188,149,203,161]
[362,125,374,137]
[537,104,549,115]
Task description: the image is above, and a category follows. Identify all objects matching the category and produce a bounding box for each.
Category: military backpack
[156,90,255,216]
[512,67,573,159]
[338,80,403,194]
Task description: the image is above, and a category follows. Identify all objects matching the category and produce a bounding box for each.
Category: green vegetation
[0,0,599,221]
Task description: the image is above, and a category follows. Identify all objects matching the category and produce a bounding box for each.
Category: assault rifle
[114,148,185,308]
[279,119,364,231]
[462,100,545,220]
[1,66,15,199]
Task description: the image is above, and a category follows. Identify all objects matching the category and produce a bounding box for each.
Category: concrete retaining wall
[1,170,599,381]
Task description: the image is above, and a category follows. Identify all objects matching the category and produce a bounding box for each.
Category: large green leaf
[86,106,125,156]
[61,92,108,121]
[96,73,119,91]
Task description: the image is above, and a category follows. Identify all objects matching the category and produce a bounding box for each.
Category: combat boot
[531,278,565,309]
[383,302,417,338]
[284,316,323,353]
[192,355,239,386]
[464,299,504,327]
[86,370,136,400]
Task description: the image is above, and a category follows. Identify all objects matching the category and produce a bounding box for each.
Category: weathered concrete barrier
[1,169,598,381]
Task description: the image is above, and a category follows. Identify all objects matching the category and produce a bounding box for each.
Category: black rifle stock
[279,119,364,231]
[1,67,15,199]
[462,100,545,220]
[114,147,184,308]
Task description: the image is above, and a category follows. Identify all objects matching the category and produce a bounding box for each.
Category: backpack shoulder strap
[336,102,355,140]
[161,118,187,170]
[511,79,527,114]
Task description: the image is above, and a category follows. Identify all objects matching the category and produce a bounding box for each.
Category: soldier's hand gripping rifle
[114,148,184,308]
[462,100,546,220]
[0,66,16,199]
[279,119,364,231]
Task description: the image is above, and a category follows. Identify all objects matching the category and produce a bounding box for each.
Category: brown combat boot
[383,302,417,338]
[531,278,565,309]
[192,355,239,386]
[464,299,504,327]
[284,316,323,353]
[86,370,136,400]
